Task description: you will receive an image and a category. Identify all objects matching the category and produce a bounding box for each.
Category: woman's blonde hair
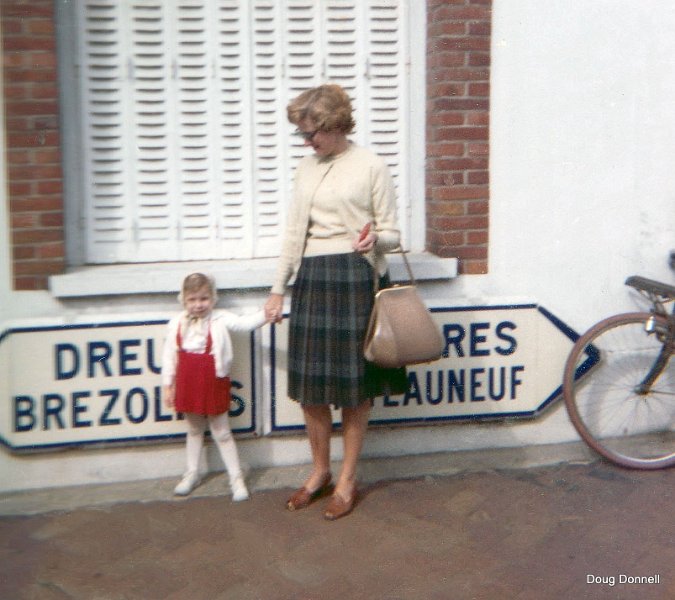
[287,84,355,134]
[178,272,217,305]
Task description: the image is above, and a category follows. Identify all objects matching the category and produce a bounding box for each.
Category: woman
[264,84,407,520]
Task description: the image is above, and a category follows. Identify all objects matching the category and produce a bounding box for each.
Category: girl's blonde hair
[178,272,217,305]
[287,84,355,134]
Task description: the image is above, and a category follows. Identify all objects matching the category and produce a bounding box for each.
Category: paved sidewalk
[1,445,673,599]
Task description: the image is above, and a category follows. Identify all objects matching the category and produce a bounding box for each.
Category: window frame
[56,0,427,271]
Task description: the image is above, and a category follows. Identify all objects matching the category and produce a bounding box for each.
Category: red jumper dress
[174,323,232,416]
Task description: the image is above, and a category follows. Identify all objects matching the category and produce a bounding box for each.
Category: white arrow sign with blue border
[271,303,589,430]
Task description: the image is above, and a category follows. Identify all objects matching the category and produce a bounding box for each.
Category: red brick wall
[2,0,65,290]
[426,0,491,274]
[1,1,491,290]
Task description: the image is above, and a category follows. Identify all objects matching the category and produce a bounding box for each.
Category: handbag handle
[373,248,416,293]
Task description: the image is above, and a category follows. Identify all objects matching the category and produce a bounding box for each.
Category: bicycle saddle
[625,275,675,299]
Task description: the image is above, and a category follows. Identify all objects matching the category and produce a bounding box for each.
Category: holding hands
[265,294,284,324]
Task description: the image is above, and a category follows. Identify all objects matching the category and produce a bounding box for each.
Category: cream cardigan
[271,143,401,295]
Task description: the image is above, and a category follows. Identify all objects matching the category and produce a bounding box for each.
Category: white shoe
[174,471,201,496]
[231,474,250,502]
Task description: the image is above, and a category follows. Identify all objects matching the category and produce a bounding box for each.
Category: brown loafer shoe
[286,473,333,511]
[324,490,358,521]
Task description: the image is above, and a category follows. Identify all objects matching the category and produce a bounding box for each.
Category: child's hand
[163,385,175,409]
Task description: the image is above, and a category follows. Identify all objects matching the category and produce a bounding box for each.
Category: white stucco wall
[483,0,675,327]
[1,1,674,493]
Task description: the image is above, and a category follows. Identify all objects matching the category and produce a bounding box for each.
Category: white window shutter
[171,1,216,259]
[364,0,409,243]
[283,0,321,171]
[324,1,359,97]
[216,1,254,256]
[79,1,133,263]
[250,1,286,257]
[285,1,409,241]
[77,0,410,264]
[130,1,179,261]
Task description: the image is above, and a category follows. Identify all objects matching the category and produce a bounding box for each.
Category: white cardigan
[271,143,401,295]
[161,309,266,386]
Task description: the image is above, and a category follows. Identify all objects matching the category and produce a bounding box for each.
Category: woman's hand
[352,230,378,254]
[265,293,284,323]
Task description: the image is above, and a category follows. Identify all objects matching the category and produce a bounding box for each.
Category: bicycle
[562,275,675,469]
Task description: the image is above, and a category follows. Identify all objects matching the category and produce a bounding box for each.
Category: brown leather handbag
[364,251,445,368]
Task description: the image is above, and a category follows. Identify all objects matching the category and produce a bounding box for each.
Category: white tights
[184,412,242,479]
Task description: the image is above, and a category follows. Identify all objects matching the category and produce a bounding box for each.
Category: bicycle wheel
[563,312,675,469]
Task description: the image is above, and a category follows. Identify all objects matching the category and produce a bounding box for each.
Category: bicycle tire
[563,312,675,469]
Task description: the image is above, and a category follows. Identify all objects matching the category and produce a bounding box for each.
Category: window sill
[49,254,458,299]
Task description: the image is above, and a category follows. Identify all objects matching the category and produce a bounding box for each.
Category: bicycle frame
[633,285,675,394]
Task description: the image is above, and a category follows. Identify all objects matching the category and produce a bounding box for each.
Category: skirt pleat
[288,252,408,408]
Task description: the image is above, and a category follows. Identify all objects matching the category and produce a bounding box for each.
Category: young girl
[162,273,268,501]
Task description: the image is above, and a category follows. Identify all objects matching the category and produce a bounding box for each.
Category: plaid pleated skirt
[288,252,408,408]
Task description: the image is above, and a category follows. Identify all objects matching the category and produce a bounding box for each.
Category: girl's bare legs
[301,404,333,490]
[334,400,371,500]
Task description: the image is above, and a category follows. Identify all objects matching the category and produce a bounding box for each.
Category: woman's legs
[301,404,333,491]
[291,400,370,516]
[299,400,370,496]
[334,400,371,500]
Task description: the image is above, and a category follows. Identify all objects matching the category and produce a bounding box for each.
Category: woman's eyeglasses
[294,128,320,142]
